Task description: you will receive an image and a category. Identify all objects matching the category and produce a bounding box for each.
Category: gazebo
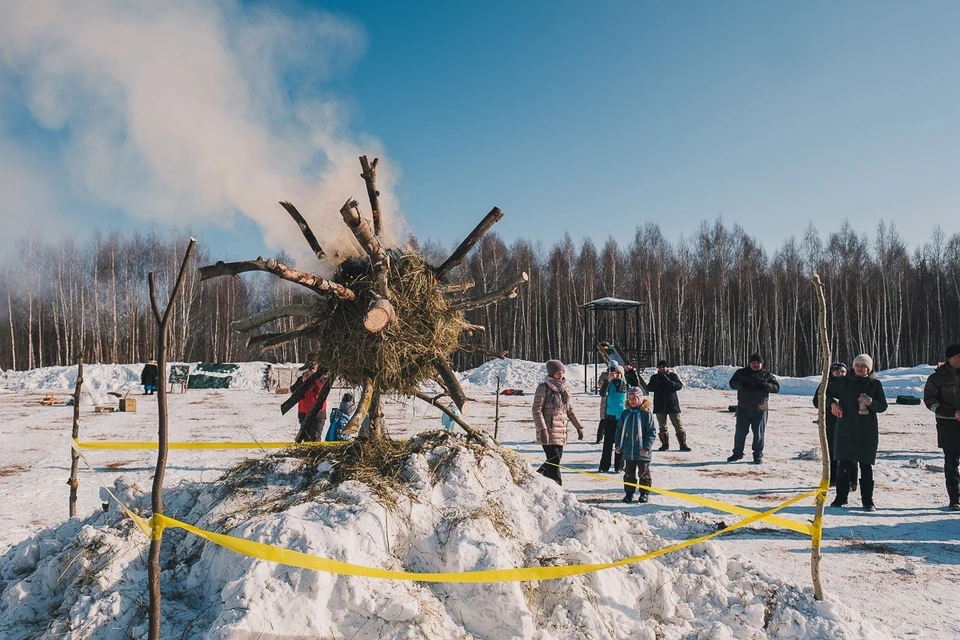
[579,297,657,393]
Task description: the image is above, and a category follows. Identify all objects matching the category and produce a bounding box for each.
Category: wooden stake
[230,303,316,333]
[342,375,374,436]
[434,207,504,280]
[279,201,326,260]
[147,237,197,640]
[68,358,83,517]
[359,156,383,237]
[811,273,830,602]
[450,272,529,312]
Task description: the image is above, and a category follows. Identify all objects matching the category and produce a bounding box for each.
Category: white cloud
[0,0,398,267]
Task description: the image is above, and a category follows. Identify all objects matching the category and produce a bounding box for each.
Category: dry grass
[103,460,138,470]
[841,535,898,555]
[307,253,467,394]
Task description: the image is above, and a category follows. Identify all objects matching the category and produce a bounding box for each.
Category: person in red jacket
[293,360,328,442]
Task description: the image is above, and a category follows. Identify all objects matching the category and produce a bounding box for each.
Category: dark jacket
[729,366,780,411]
[827,372,888,464]
[812,383,838,431]
[647,371,683,414]
[923,364,960,450]
[141,362,158,387]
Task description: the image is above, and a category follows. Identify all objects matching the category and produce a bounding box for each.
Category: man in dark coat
[813,362,856,488]
[647,360,689,451]
[923,343,960,511]
[141,360,159,395]
[727,353,780,464]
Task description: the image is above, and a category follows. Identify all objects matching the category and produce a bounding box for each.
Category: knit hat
[749,353,763,363]
[829,362,847,372]
[657,360,668,367]
[545,359,565,376]
[608,361,619,371]
[946,344,960,360]
[853,353,873,372]
[627,386,644,398]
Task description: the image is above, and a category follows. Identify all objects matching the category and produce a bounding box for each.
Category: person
[141,359,158,395]
[812,362,855,488]
[326,392,355,442]
[647,360,689,451]
[923,343,960,511]
[623,364,645,391]
[827,353,888,511]
[441,401,468,431]
[293,360,328,443]
[597,362,628,473]
[614,388,657,503]
[532,359,585,486]
[727,353,780,463]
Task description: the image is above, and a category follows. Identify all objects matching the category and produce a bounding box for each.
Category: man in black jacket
[647,360,689,451]
[923,343,960,511]
[727,353,780,463]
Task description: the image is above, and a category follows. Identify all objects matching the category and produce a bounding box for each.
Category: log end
[363,298,397,333]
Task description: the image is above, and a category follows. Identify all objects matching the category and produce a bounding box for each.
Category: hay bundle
[312,253,467,394]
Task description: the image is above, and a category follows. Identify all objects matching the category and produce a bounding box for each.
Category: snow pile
[0,434,886,639]
[0,362,273,393]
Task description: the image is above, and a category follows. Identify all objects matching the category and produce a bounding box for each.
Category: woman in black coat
[827,353,888,510]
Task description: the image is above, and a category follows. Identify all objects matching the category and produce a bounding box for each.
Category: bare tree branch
[450,272,529,312]
[231,304,315,333]
[413,390,493,444]
[198,258,355,301]
[439,279,476,294]
[247,324,318,351]
[279,201,326,260]
[435,207,504,280]
[359,156,383,237]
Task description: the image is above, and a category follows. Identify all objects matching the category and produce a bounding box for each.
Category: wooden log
[231,303,315,333]
[413,390,492,445]
[363,296,397,333]
[198,257,355,301]
[810,273,831,601]
[434,207,504,280]
[433,358,469,411]
[450,272,529,312]
[462,322,486,333]
[248,324,318,351]
[342,375,374,436]
[279,201,326,260]
[359,156,383,237]
[439,279,476,294]
[339,198,391,298]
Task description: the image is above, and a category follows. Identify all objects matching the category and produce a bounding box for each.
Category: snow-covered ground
[0,359,957,638]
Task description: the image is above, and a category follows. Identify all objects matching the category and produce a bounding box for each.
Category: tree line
[1,220,958,377]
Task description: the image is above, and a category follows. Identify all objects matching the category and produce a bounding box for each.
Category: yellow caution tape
[74,440,342,450]
[70,441,825,583]
[810,477,830,547]
[146,488,817,582]
[516,449,819,536]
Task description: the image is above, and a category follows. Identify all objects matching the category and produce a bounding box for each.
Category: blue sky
[1,1,958,262]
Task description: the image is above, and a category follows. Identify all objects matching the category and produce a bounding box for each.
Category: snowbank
[0,434,885,639]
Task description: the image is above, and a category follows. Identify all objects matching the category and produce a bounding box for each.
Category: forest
[1,218,958,377]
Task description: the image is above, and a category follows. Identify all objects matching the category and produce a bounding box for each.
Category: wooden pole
[198,257,355,301]
[494,375,501,441]
[147,238,196,640]
[434,207,504,280]
[359,156,383,237]
[811,273,830,601]
[67,358,83,517]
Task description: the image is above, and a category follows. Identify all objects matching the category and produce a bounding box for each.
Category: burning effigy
[198,156,527,438]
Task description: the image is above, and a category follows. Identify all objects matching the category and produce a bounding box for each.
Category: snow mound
[0,362,272,392]
[0,433,887,639]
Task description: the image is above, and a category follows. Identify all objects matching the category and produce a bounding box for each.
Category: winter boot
[849,465,859,493]
[947,484,960,511]
[638,491,650,503]
[622,493,634,503]
[831,473,850,507]
[861,480,876,511]
[657,433,669,451]
[678,435,692,452]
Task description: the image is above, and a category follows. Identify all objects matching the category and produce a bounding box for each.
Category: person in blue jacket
[597,363,628,473]
[614,387,657,503]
